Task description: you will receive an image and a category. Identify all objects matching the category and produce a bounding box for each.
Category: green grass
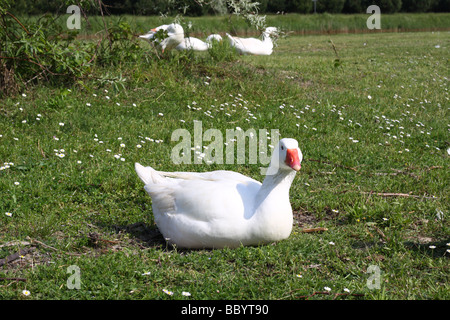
[0,26,449,300]
[110,12,450,35]
[16,12,450,37]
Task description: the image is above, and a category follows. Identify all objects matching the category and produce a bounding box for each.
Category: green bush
[361,0,402,13]
[316,0,346,13]
[401,0,437,12]
[0,2,147,97]
[287,0,313,13]
[433,0,450,11]
[207,37,238,62]
[5,0,449,15]
[95,20,145,66]
[267,0,287,13]
[343,0,363,13]
[0,11,94,94]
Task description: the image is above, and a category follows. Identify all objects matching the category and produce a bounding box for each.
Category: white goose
[206,34,223,43]
[176,34,223,51]
[139,23,184,52]
[227,27,278,56]
[176,37,209,51]
[135,138,302,249]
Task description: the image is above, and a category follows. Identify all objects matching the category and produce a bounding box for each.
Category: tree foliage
[5,0,449,15]
[0,0,146,96]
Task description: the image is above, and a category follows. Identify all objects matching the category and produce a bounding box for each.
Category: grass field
[98,13,450,35]
[0,17,449,301]
[18,12,450,36]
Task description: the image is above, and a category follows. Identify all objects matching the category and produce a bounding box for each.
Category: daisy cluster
[179,84,448,165]
[7,90,167,167]
[89,134,164,163]
[180,94,281,163]
[0,162,14,171]
[161,288,191,297]
[185,93,258,123]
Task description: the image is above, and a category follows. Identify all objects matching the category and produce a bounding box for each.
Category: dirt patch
[114,222,166,248]
[0,245,53,272]
[278,70,314,89]
[0,61,19,97]
[293,210,319,228]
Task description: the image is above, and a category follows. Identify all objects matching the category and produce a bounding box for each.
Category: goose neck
[257,169,296,202]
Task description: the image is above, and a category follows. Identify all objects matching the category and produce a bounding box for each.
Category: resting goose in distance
[227,27,278,56]
[206,34,223,43]
[139,23,184,52]
[176,37,209,51]
[135,138,302,249]
[176,34,223,51]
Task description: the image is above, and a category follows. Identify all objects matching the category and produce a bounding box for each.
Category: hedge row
[9,0,450,16]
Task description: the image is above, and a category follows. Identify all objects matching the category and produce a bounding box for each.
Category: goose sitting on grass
[176,34,223,51]
[139,23,184,52]
[176,37,210,51]
[206,34,223,43]
[226,27,278,56]
[135,138,302,249]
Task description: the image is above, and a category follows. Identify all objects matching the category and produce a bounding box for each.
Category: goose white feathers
[206,34,223,43]
[176,34,223,51]
[139,23,184,52]
[139,24,168,41]
[176,37,209,51]
[135,138,302,249]
[227,27,278,56]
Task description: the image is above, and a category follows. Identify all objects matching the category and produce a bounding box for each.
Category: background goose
[139,23,184,52]
[139,24,168,41]
[135,138,302,249]
[176,34,223,51]
[176,37,210,51]
[206,34,223,43]
[227,27,278,55]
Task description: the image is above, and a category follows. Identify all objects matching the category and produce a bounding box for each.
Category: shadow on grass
[404,239,450,259]
[110,222,216,253]
[112,222,167,249]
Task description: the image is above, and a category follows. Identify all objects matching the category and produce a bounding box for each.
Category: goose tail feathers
[135,163,164,185]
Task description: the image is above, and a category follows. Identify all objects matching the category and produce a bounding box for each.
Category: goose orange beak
[286,148,301,171]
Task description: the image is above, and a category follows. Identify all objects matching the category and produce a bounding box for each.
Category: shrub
[286,0,313,13]
[316,0,346,13]
[0,1,147,97]
[343,0,363,13]
[401,0,437,12]
[361,0,402,13]
[207,37,238,62]
[95,19,145,66]
[267,0,287,13]
[0,10,94,95]
[433,0,450,11]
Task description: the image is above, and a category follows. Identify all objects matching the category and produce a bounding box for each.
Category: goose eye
[281,146,284,150]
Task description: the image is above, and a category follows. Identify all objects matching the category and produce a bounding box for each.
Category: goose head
[264,27,278,36]
[164,24,184,51]
[139,24,168,41]
[267,138,302,175]
[262,27,279,39]
[206,34,223,43]
[144,23,184,52]
[165,23,184,37]
[150,24,169,33]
